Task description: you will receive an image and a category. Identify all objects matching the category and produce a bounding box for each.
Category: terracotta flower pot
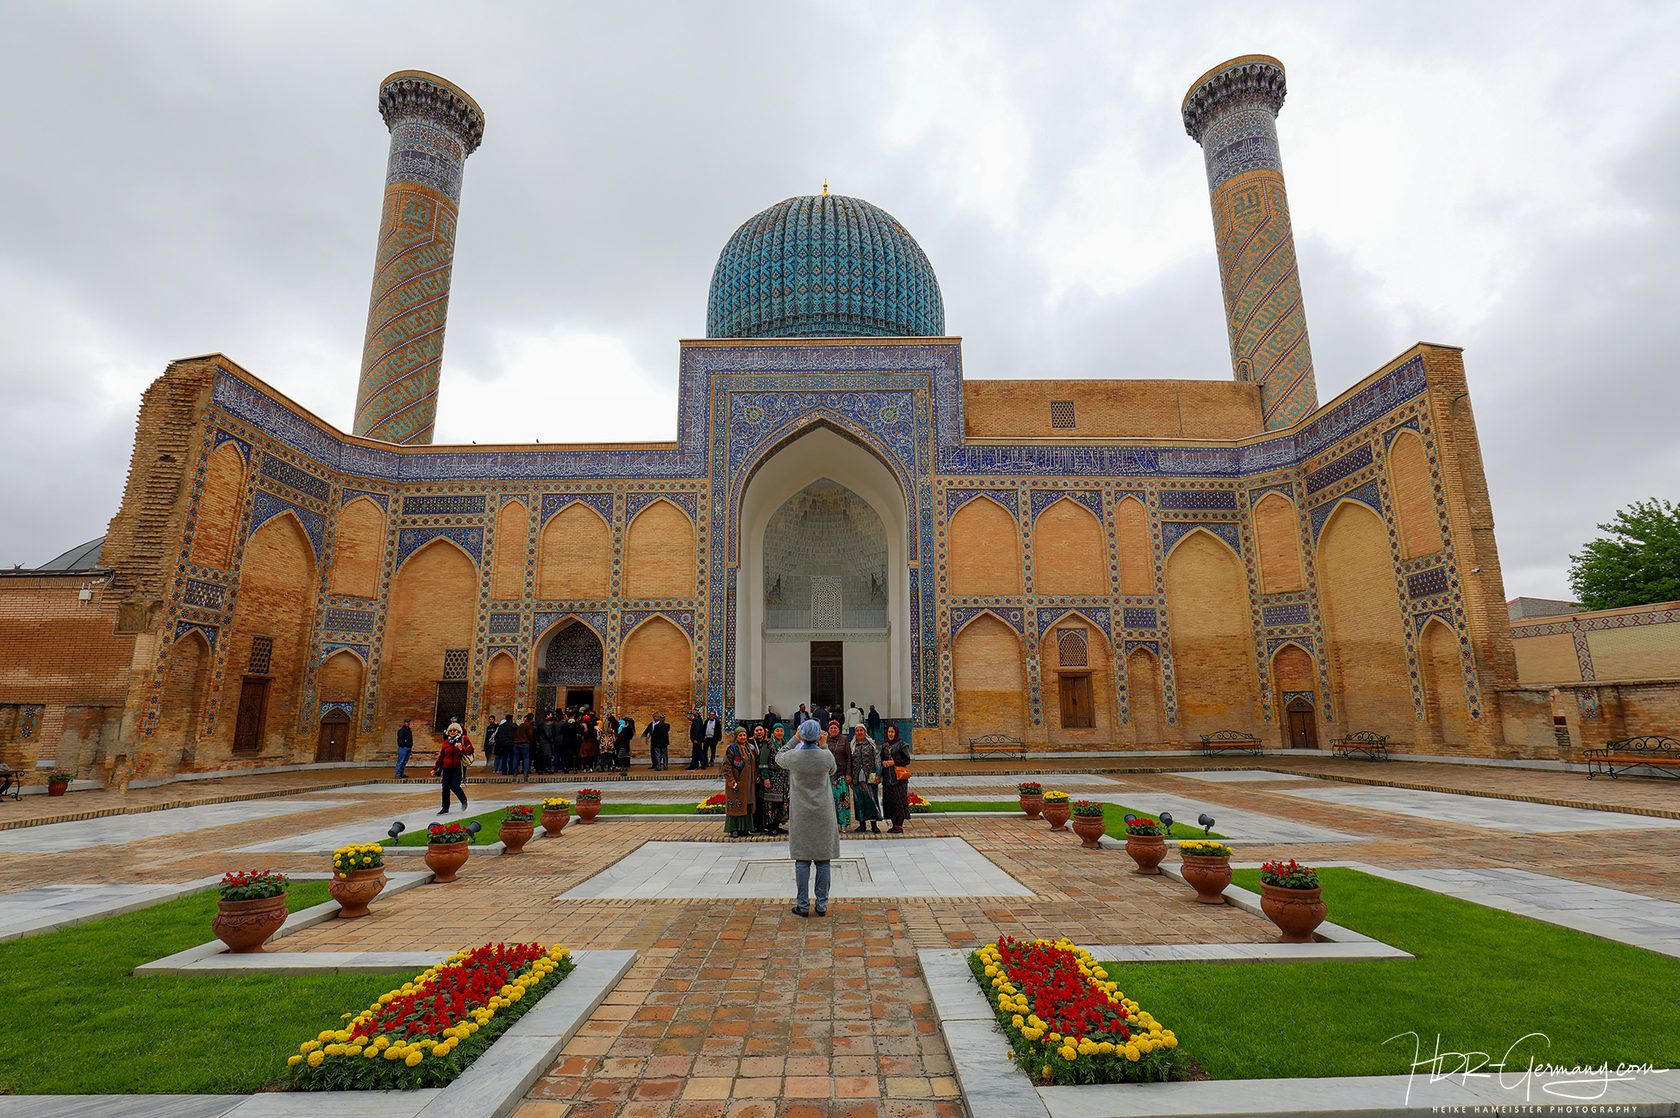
[1071,815,1106,849]
[328,867,386,918]
[576,800,602,823]
[47,780,69,797]
[1260,882,1327,943]
[1043,803,1071,831]
[499,819,534,855]
[425,841,471,882]
[540,808,571,837]
[1018,794,1044,820]
[1179,854,1232,904]
[212,893,289,953]
[1124,833,1167,875]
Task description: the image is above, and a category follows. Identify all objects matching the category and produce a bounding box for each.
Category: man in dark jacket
[688,711,706,770]
[493,715,516,775]
[643,714,671,770]
[703,711,720,767]
[514,713,536,780]
[559,714,580,773]
[866,705,882,739]
[395,719,414,779]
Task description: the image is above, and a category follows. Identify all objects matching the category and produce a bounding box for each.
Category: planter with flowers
[45,770,76,797]
[1176,840,1233,904]
[425,822,472,882]
[696,793,726,814]
[540,797,573,834]
[1259,859,1326,942]
[1069,801,1106,848]
[1123,817,1167,875]
[1042,790,1071,831]
[499,805,535,855]
[575,789,603,823]
[329,843,386,918]
[212,870,290,953]
[1017,782,1045,819]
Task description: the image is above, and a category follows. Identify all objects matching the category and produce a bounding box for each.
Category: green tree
[1567,499,1680,611]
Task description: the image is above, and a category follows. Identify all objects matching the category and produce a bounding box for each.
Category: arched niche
[538,503,610,600]
[329,497,385,599]
[1252,492,1304,594]
[381,538,477,741]
[1389,431,1443,559]
[1033,499,1106,597]
[1165,528,1255,740]
[491,499,529,602]
[947,496,1022,597]
[189,442,245,570]
[535,618,605,712]
[1317,500,1414,734]
[619,616,693,727]
[1419,617,1470,747]
[735,425,911,721]
[1038,613,1111,745]
[952,612,1024,742]
[624,499,698,600]
[1115,496,1151,596]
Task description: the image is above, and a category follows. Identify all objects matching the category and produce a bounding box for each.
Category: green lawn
[386,801,697,844]
[1095,868,1680,1079]
[0,883,399,1094]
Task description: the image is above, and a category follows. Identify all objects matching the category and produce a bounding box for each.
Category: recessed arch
[952,608,1021,640]
[538,502,610,600]
[1252,491,1304,594]
[1388,430,1443,558]
[733,413,914,541]
[329,496,385,599]
[1038,614,1110,744]
[1124,645,1165,745]
[1166,526,1254,740]
[491,499,529,602]
[1419,615,1470,747]
[219,511,318,764]
[1314,494,1384,546]
[624,499,697,600]
[1317,500,1413,735]
[947,497,1022,597]
[953,611,1024,742]
[382,535,478,741]
[1164,524,1241,565]
[157,629,212,760]
[1115,495,1151,596]
[393,534,476,578]
[189,442,246,570]
[1032,498,1106,597]
[483,650,519,721]
[618,616,692,726]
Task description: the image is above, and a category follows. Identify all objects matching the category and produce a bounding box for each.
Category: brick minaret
[352,71,485,444]
[1182,55,1316,430]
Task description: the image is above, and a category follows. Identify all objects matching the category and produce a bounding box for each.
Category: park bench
[1332,730,1391,761]
[1585,736,1680,780]
[968,734,1026,760]
[1199,731,1261,757]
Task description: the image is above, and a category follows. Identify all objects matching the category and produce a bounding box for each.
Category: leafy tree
[1567,499,1680,611]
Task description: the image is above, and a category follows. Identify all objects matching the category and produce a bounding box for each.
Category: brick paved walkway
[7,756,1680,1115]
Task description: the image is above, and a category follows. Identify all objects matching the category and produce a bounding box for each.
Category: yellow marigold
[363,1047,380,1060]
[1059,1045,1077,1061]
[1011,1015,1024,1028]
[298,1040,320,1054]
[405,1051,424,1067]
[1042,1065,1052,1078]
[347,1045,362,1057]
[287,1055,302,1067]
[374,1036,390,1050]
[317,1030,335,1042]
[1124,1045,1139,1062]
[383,1046,403,1060]
[307,1050,325,1067]
[1098,1041,1115,1055]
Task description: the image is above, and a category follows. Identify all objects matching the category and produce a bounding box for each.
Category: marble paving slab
[0,878,220,942]
[1273,784,1680,834]
[0,800,360,853]
[558,837,1032,900]
[1164,770,1314,782]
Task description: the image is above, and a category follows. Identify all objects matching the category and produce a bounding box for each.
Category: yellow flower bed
[330,842,385,877]
[971,936,1182,1085]
[284,941,573,1090]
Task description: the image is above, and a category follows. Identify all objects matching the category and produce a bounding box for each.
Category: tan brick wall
[328,497,385,599]
[538,504,610,600]
[947,498,1021,597]
[188,442,244,570]
[484,652,518,721]
[1032,500,1106,597]
[618,618,692,730]
[1317,502,1416,739]
[1252,492,1303,593]
[962,380,1262,438]
[953,613,1024,742]
[207,513,317,772]
[1115,497,1151,596]
[1166,531,1257,740]
[1512,632,1582,683]
[623,500,697,600]
[378,539,478,745]
[1389,431,1443,559]
[491,499,529,602]
[1586,621,1680,681]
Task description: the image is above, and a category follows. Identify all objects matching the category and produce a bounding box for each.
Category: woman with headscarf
[879,723,912,833]
[849,723,882,834]
[432,720,472,815]
[723,727,757,838]
[777,719,839,917]
[824,718,851,832]
[758,723,789,836]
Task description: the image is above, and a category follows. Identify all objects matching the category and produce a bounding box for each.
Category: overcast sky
[2,1,1675,599]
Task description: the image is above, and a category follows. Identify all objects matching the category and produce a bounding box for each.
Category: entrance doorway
[810,641,843,710]
[565,687,596,710]
[316,709,350,763]
[233,678,269,754]
[1286,698,1319,749]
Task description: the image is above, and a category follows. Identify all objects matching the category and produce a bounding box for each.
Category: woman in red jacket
[433,720,473,815]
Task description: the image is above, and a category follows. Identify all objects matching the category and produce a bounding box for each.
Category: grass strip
[0,883,398,1094]
[1096,867,1680,1079]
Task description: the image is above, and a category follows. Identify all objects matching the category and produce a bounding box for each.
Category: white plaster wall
[763,642,811,719]
[843,641,890,715]
[735,426,912,722]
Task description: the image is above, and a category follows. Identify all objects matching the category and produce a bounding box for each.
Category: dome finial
[822,179,828,196]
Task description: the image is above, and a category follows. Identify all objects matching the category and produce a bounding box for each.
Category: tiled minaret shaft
[352,71,485,444]
[1183,55,1316,430]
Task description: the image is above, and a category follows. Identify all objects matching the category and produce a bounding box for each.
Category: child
[833,773,852,828]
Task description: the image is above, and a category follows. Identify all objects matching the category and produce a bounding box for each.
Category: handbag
[894,765,911,781]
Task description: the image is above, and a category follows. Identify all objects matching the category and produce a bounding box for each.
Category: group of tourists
[472,708,644,777]
[722,715,911,841]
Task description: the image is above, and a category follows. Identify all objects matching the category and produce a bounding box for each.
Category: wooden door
[315,711,349,763]
[810,641,843,710]
[232,678,269,754]
[1286,701,1319,749]
[1058,674,1094,728]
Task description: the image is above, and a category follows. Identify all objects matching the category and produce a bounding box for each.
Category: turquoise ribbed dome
[706,193,945,339]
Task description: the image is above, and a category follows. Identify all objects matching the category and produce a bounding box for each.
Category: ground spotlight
[466,820,483,842]
[1159,811,1173,832]
[1198,813,1216,836]
[1123,813,1137,825]
[389,821,406,840]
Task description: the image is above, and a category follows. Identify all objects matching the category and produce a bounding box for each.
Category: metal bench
[1585,736,1680,780]
[968,734,1025,760]
[1332,731,1391,760]
[1199,731,1261,756]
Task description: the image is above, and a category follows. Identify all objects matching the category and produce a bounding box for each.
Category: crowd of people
[722,710,912,839]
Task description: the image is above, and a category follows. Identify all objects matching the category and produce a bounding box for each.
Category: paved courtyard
[4,754,1680,1115]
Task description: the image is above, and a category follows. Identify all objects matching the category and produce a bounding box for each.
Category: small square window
[247,636,273,675]
[1050,401,1075,428]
